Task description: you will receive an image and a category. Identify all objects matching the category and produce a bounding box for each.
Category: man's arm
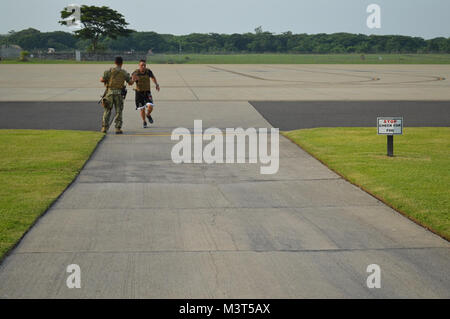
[151,75,160,91]
[100,69,110,84]
[126,71,135,86]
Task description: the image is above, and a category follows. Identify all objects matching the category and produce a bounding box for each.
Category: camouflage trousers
[102,91,124,129]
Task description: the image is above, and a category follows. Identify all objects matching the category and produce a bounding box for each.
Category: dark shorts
[135,90,153,110]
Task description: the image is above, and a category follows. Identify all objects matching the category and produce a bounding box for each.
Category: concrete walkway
[0,100,448,298]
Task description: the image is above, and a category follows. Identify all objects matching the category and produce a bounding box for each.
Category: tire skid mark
[293,66,446,85]
[207,65,380,85]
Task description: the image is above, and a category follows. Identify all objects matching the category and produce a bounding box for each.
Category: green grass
[283,127,450,240]
[0,130,103,259]
[0,59,140,64]
[1,54,450,64]
[147,53,450,64]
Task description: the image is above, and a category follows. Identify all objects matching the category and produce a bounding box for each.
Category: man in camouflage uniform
[100,56,134,134]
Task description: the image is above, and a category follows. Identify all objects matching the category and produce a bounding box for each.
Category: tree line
[1,28,449,54]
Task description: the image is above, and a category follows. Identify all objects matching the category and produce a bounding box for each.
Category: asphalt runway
[0,101,107,131]
[2,100,447,132]
[250,100,450,131]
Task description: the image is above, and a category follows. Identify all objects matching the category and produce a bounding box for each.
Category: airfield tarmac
[0,64,450,102]
[0,64,449,298]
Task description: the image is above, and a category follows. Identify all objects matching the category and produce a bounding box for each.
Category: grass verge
[283,127,450,240]
[147,53,450,64]
[0,59,140,64]
[1,53,450,64]
[0,129,103,259]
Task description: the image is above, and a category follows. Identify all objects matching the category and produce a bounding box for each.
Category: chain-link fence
[0,45,22,58]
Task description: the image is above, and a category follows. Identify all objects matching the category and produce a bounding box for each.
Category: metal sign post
[387,135,394,157]
[377,117,403,157]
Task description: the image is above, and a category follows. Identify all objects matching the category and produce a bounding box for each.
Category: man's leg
[146,104,153,116]
[140,108,146,121]
[136,92,146,124]
[146,104,154,124]
[113,95,124,133]
[140,108,148,128]
[145,94,154,124]
[144,92,154,124]
[101,96,113,132]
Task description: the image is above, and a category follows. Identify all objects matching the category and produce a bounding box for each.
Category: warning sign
[377,117,403,135]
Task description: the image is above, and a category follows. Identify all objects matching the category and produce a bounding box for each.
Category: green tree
[254,26,263,34]
[59,5,133,52]
[427,37,448,53]
[19,50,30,62]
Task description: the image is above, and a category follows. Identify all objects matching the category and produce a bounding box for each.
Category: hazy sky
[1,0,449,39]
